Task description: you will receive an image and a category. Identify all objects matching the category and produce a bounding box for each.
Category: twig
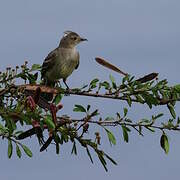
[57,117,180,132]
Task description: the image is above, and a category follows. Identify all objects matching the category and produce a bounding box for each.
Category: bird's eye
[73,37,77,41]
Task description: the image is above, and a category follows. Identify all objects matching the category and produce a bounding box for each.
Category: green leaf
[141,93,158,108]
[104,116,114,121]
[71,142,77,155]
[61,133,69,143]
[116,112,121,119]
[139,118,150,124]
[73,104,86,113]
[86,147,93,163]
[121,125,129,143]
[177,117,180,124]
[0,123,6,134]
[109,74,115,84]
[129,75,135,82]
[8,140,13,158]
[159,90,169,99]
[122,76,127,84]
[27,73,38,84]
[138,125,143,136]
[167,103,176,119]
[56,143,60,154]
[22,145,33,157]
[31,64,41,71]
[90,78,99,84]
[87,104,91,112]
[54,134,60,154]
[105,128,116,145]
[54,134,61,143]
[16,73,27,80]
[6,118,17,134]
[0,122,5,130]
[160,133,169,154]
[91,109,99,117]
[104,153,117,165]
[126,96,132,107]
[153,113,164,120]
[109,74,117,89]
[44,116,55,130]
[135,95,144,103]
[123,107,128,117]
[174,84,180,93]
[89,78,99,89]
[83,139,97,148]
[145,126,155,133]
[16,144,22,158]
[53,94,63,105]
[80,84,88,90]
[97,153,108,172]
[124,118,132,123]
[100,81,110,90]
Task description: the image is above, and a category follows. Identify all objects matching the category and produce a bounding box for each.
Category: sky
[0,0,180,179]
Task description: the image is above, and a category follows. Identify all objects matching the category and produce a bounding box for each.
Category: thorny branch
[56,116,180,132]
[1,62,180,170]
[0,83,177,106]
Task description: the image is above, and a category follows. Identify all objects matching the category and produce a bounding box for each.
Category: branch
[0,84,177,106]
[56,116,180,132]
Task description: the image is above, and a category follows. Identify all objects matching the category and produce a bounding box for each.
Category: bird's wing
[41,48,58,78]
[75,52,80,69]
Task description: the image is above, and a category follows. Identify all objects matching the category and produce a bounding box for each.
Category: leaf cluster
[1,63,180,170]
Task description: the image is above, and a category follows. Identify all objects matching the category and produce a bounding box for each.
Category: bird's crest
[63,30,73,37]
[63,31,79,38]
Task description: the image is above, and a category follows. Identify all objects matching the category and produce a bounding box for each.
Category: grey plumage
[42,47,79,84]
[41,31,87,100]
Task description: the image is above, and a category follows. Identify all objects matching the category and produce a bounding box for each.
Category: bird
[41,31,87,100]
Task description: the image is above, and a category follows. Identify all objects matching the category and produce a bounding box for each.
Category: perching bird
[41,31,87,100]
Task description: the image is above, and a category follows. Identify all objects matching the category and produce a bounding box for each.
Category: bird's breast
[55,48,79,79]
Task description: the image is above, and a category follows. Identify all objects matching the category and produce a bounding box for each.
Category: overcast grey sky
[0,0,180,180]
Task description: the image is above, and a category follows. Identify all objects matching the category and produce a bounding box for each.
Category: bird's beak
[80,37,88,41]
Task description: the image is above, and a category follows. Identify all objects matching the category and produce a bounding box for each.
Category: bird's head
[59,31,87,48]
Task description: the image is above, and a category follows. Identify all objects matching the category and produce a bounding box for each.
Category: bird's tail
[41,80,55,101]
